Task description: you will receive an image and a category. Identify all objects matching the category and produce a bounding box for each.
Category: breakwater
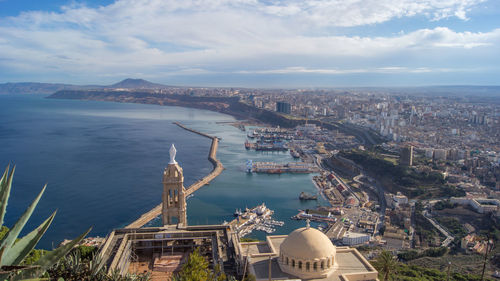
[125,122,224,228]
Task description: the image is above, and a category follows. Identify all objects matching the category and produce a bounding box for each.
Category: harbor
[247,161,320,174]
[292,210,337,223]
[226,203,285,238]
[244,140,288,151]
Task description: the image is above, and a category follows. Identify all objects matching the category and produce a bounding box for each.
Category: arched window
[292,259,295,268]
[313,262,317,271]
[321,261,324,270]
[327,259,330,268]
[298,261,302,269]
[306,262,310,271]
[286,257,289,265]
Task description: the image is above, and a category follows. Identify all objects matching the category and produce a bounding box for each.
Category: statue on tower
[163,143,186,226]
[169,143,177,164]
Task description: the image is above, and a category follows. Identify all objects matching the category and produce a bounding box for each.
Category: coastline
[47,90,382,146]
[125,122,224,228]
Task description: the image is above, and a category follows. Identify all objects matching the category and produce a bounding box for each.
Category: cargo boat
[299,192,318,200]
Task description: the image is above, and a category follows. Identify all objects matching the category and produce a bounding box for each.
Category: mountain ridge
[1,79,500,96]
[0,78,171,94]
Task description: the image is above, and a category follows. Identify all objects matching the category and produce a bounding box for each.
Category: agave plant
[0,164,91,280]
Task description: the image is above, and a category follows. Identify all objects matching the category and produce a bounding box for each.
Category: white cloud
[0,0,498,82]
[260,0,486,26]
[238,66,476,75]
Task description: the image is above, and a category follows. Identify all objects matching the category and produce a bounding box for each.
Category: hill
[0,78,170,94]
[0,82,101,95]
[109,78,168,89]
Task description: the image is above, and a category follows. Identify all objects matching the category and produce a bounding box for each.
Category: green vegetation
[435,217,468,238]
[22,249,48,265]
[0,164,91,280]
[392,263,493,281]
[372,250,397,281]
[439,185,466,198]
[414,202,442,247]
[47,246,150,281]
[433,200,458,211]
[240,237,260,242]
[172,248,229,281]
[383,157,398,165]
[339,149,445,198]
[372,251,495,281]
[398,247,448,261]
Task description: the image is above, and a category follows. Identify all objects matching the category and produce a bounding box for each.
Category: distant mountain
[0,78,171,94]
[109,78,168,89]
[0,82,102,95]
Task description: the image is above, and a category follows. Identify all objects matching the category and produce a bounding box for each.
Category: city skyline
[0,0,499,87]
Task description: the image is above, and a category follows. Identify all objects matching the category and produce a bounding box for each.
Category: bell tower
[162,144,187,227]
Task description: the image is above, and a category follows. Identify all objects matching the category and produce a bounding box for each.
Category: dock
[125,122,224,228]
[226,204,284,237]
[250,161,320,174]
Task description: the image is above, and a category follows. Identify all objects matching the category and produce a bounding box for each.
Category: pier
[226,204,284,237]
[125,122,224,228]
[250,161,320,174]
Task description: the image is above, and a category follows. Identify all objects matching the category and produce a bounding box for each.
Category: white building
[342,232,371,246]
[238,224,378,281]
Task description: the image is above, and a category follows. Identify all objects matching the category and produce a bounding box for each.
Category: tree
[373,250,397,281]
[174,248,232,281]
[175,248,210,281]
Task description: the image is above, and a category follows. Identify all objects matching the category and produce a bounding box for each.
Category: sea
[0,94,326,249]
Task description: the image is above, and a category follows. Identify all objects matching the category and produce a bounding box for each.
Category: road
[353,173,387,233]
[423,210,454,247]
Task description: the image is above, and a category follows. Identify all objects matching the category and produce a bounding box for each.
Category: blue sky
[0,0,499,87]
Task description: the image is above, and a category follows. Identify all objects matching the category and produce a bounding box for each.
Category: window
[306,262,310,271]
[313,262,317,271]
[298,261,302,269]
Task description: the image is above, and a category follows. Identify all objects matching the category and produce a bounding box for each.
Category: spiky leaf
[0,185,46,265]
[0,165,15,227]
[14,227,91,280]
[2,211,56,266]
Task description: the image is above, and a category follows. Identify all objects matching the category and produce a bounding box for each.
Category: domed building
[238,221,378,281]
[279,225,337,279]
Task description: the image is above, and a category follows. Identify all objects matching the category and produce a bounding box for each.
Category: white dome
[279,227,337,279]
[280,227,336,260]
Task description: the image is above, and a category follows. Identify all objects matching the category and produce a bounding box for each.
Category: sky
[0,0,499,87]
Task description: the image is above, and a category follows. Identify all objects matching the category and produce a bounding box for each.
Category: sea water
[0,94,324,248]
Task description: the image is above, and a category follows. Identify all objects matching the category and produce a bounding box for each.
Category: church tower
[162,144,187,227]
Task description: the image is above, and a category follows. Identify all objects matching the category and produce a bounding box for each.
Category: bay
[0,94,323,248]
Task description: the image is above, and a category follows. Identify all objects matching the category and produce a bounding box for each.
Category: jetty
[226,204,284,237]
[249,161,320,174]
[125,122,224,228]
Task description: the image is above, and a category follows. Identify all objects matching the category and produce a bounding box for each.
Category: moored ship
[299,192,318,200]
[290,149,300,158]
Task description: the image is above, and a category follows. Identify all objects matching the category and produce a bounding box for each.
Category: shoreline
[47,91,383,145]
[125,122,224,228]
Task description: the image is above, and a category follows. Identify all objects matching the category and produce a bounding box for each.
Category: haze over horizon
[1,0,499,88]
